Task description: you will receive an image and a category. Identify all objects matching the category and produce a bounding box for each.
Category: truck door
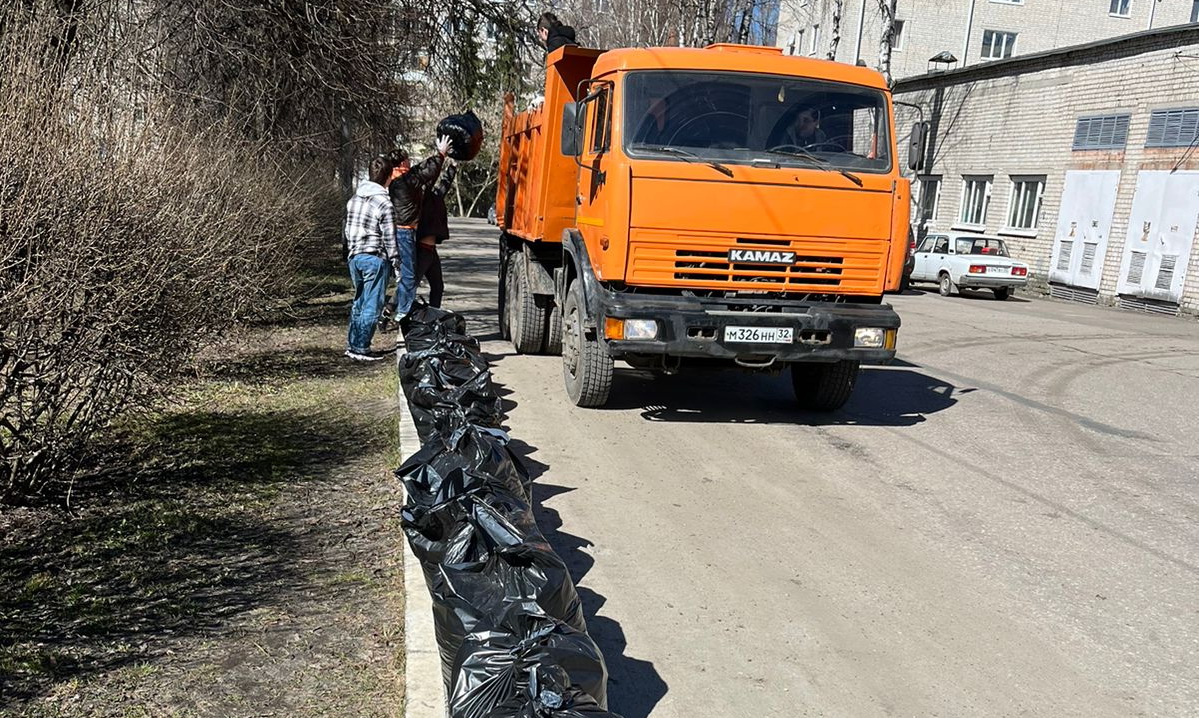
[577,83,612,262]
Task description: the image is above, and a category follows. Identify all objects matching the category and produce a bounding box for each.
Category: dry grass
[1,251,409,716]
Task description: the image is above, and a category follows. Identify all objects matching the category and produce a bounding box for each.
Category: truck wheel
[992,287,1011,301]
[562,281,612,407]
[507,253,546,354]
[938,273,955,297]
[499,256,511,340]
[791,360,860,412]
[543,299,563,355]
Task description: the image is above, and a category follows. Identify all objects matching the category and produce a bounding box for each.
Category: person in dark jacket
[387,135,450,319]
[537,12,576,54]
[414,159,457,308]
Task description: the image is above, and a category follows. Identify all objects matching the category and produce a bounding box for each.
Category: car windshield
[623,70,892,173]
[955,237,1010,256]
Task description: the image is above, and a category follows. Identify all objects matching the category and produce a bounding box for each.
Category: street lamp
[928,51,958,74]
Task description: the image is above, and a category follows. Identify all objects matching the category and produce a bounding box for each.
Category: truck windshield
[623,70,892,173]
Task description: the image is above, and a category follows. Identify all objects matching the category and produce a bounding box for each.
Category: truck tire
[498,256,511,340]
[562,281,612,407]
[791,360,859,412]
[543,299,563,354]
[992,287,1011,301]
[507,253,546,354]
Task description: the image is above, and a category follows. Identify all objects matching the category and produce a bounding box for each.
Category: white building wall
[778,0,1199,79]
[893,27,1199,314]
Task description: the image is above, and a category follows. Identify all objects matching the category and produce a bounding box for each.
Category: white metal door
[1116,171,1199,303]
[1049,170,1120,289]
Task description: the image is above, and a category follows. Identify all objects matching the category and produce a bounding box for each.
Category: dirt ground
[0,254,408,717]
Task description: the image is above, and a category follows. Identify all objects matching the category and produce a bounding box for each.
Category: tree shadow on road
[530,480,669,718]
[494,381,669,717]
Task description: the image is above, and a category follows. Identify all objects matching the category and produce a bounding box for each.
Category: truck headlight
[623,319,659,340]
[854,327,886,348]
[604,318,658,340]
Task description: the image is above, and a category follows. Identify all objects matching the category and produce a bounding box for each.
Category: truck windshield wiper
[634,145,734,178]
[760,148,863,187]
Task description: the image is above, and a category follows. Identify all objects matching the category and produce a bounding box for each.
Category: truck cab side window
[589,87,611,154]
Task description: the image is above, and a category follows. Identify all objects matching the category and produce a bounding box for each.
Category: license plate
[986,266,1008,275]
[723,326,794,344]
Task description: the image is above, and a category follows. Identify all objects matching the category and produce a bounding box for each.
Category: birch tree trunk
[827,0,843,61]
[877,0,898,84]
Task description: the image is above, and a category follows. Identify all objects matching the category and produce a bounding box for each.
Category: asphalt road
[437,218,1198,718]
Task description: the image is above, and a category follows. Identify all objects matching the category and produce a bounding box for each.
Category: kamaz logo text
[728,249,797,265]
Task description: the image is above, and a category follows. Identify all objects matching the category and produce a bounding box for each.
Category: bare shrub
[0,5,363,502]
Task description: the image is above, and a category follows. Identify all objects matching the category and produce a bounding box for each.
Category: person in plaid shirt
[342,154,401,361]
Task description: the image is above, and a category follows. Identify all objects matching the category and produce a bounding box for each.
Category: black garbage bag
[399,352,502,443]
[400,465,544,568]
[491,664,624,718]
[411,493,588,691]
[402,300,472,352]
[437,110,485,161]
[449,606,609,718]
[398,425,531,508]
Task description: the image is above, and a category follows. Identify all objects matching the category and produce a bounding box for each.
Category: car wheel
[992,287,1011,301]
[938,273,954,297]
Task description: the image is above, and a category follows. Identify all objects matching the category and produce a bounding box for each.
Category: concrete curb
[398,365,446,718]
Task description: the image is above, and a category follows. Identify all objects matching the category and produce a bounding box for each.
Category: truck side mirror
[908,121,930,172]
[560,102,581,157]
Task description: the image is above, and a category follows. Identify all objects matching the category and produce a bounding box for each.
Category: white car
[908,233,1029,300]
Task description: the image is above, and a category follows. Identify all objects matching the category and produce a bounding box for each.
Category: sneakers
[344,348,389,362]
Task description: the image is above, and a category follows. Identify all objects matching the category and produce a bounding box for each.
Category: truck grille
[627,235,888,294]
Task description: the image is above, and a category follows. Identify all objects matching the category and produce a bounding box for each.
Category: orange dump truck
[495,44,927,409]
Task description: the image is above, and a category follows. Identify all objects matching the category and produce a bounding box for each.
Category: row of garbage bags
[396,302,622,718]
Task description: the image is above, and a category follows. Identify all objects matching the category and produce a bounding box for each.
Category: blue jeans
[347,253,390,353]
[393,227,417,317]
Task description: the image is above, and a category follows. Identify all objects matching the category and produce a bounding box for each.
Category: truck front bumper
[600,292,901,365]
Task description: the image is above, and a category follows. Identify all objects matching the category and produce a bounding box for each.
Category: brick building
[778,0,1198,79]
[892,25,1199,315]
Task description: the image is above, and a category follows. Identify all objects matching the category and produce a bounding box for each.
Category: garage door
[1116,170,1199,304]
[1049,170,1120,290]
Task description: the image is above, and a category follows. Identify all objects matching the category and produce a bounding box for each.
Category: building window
[1006,176,1045,231]
[1072,114,1131,150]
[1192,0,1199,22]
[1146,108,1199,148]
[1109,0,1131,17]
[980,30,1017,59]
[892,20,906,50]
[809,24,820,55]
[918,176,941,223]
[786,29,804,55]
[958,176,992,228]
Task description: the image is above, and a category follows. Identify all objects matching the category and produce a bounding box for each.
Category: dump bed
[496,46,602,244]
